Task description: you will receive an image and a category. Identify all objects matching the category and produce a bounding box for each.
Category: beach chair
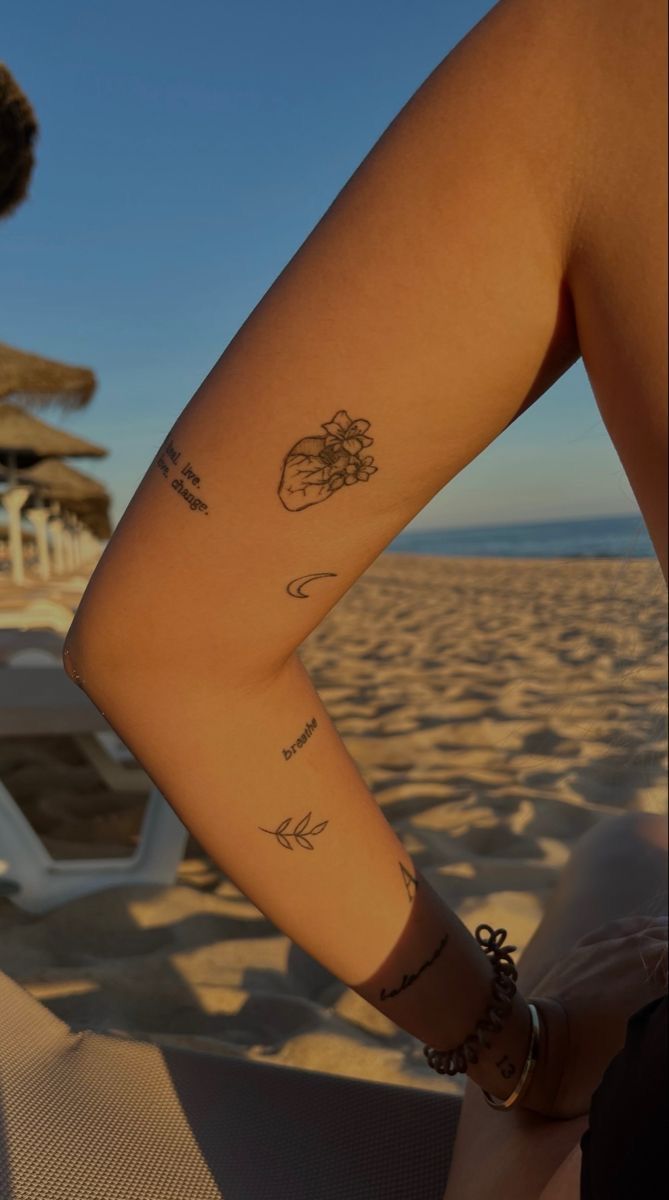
[0,968,461,1199]
[0,652,189,913]
[0,629,149,791]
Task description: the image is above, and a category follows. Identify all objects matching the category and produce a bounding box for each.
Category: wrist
[467,990,533,1098]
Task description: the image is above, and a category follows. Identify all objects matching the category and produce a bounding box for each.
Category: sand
[0,553,667,1096]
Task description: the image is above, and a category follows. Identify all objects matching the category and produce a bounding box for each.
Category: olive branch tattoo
[258,811,329,850]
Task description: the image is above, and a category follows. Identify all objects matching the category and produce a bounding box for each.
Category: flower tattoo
[278,410,378,512]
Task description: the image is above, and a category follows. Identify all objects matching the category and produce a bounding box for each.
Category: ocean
[388,514,655,559]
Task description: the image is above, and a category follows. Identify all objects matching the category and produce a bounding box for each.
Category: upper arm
[67,0,584,687]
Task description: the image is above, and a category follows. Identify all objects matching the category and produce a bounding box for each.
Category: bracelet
[481,1001,541,1110]
[423,925,519,1076]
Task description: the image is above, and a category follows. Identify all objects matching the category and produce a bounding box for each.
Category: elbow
[62,632,84,689]
[62,616,108,696]
[61,598,125,696]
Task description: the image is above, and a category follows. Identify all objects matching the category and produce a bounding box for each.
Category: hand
[521,916,668,1119]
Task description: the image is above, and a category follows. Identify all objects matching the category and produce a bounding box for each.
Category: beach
[1,552,667,1097]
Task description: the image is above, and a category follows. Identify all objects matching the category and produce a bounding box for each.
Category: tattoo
[400,862,419,903]
[154,436,210,515]
[258,811,329,850]
[495,1055,517,1079]
[379,933,450,1001]
[278,410,377,511]
[286,572,338,598]
[282,716,318,760]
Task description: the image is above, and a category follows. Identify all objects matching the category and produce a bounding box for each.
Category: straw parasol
[0,401,107,475]
[66,496,112,540]
[0,342,96,411]
[19,456,109,502]
[20,460,113,543]
[0,403,109,582]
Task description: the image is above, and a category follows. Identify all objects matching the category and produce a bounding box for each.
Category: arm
[64,0,584,1106]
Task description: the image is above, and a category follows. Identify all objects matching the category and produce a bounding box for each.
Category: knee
[603,811,667,851]
[632,810,669,852]
[566,812,666,878]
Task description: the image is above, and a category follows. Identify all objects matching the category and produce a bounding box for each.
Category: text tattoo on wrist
[379,933,450,1001]
[154,435,210,515]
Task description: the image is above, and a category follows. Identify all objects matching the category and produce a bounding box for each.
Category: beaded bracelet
[423,924,519,1076]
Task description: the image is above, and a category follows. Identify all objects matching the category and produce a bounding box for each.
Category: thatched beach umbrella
[0,342,96,410]
[20,456,109,503]
[17,458,111,577]
[0,402,107,582]
[0,401,106,475]
[68,496,112,541]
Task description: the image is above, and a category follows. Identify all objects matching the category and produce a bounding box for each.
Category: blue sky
[2,0,639,529]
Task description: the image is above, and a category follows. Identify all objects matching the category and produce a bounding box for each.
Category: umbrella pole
[62,515,75,574]
[49,506,65,575]
[26,505,51,581]
[1,485,31,585]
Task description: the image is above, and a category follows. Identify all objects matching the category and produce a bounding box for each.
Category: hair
[0,63,38,218]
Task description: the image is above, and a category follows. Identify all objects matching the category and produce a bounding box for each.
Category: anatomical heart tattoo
[278,410,378,512]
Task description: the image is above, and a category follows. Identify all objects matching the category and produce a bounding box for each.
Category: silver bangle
[481,1001,541,1110]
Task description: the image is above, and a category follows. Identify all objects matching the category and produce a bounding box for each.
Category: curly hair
[0,63,38,218]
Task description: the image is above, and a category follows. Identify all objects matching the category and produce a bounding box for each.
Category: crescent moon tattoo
[286,572,338,599]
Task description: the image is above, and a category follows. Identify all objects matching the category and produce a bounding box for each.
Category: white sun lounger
[0,968,461,1199]
[0,647,188,913]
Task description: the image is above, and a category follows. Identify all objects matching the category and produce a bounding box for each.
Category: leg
[444,813,668,1200]
[518,812,668,994]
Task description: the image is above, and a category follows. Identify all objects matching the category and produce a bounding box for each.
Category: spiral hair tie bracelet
[423,924,519,1077]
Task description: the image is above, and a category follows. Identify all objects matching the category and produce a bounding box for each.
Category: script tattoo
[379,933,450,1001]
[282,716,318,761]
[278,410,377,511]
[154,435,210,515]
[400,862,419,903]
[258,811,329,850]
[286,572,337,599]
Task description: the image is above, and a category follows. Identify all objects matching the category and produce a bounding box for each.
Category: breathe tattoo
[278,410,377,511]
[258,811,329,850]
[282,716,318,760]
[154,436,210,515]
[379,933,450,1001]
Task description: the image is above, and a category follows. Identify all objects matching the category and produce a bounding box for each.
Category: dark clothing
[580,995,668,1198]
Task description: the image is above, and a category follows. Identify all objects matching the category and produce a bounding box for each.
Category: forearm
[66,629,534,1098]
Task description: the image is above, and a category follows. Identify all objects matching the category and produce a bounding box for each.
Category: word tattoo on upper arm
[278,410,377,511]
[154,436,210,515]
[258,811,329,850]
[286,572,337,598]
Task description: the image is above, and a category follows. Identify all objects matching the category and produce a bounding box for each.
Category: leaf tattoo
[278,410,378,512]
[258,811,329,850]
